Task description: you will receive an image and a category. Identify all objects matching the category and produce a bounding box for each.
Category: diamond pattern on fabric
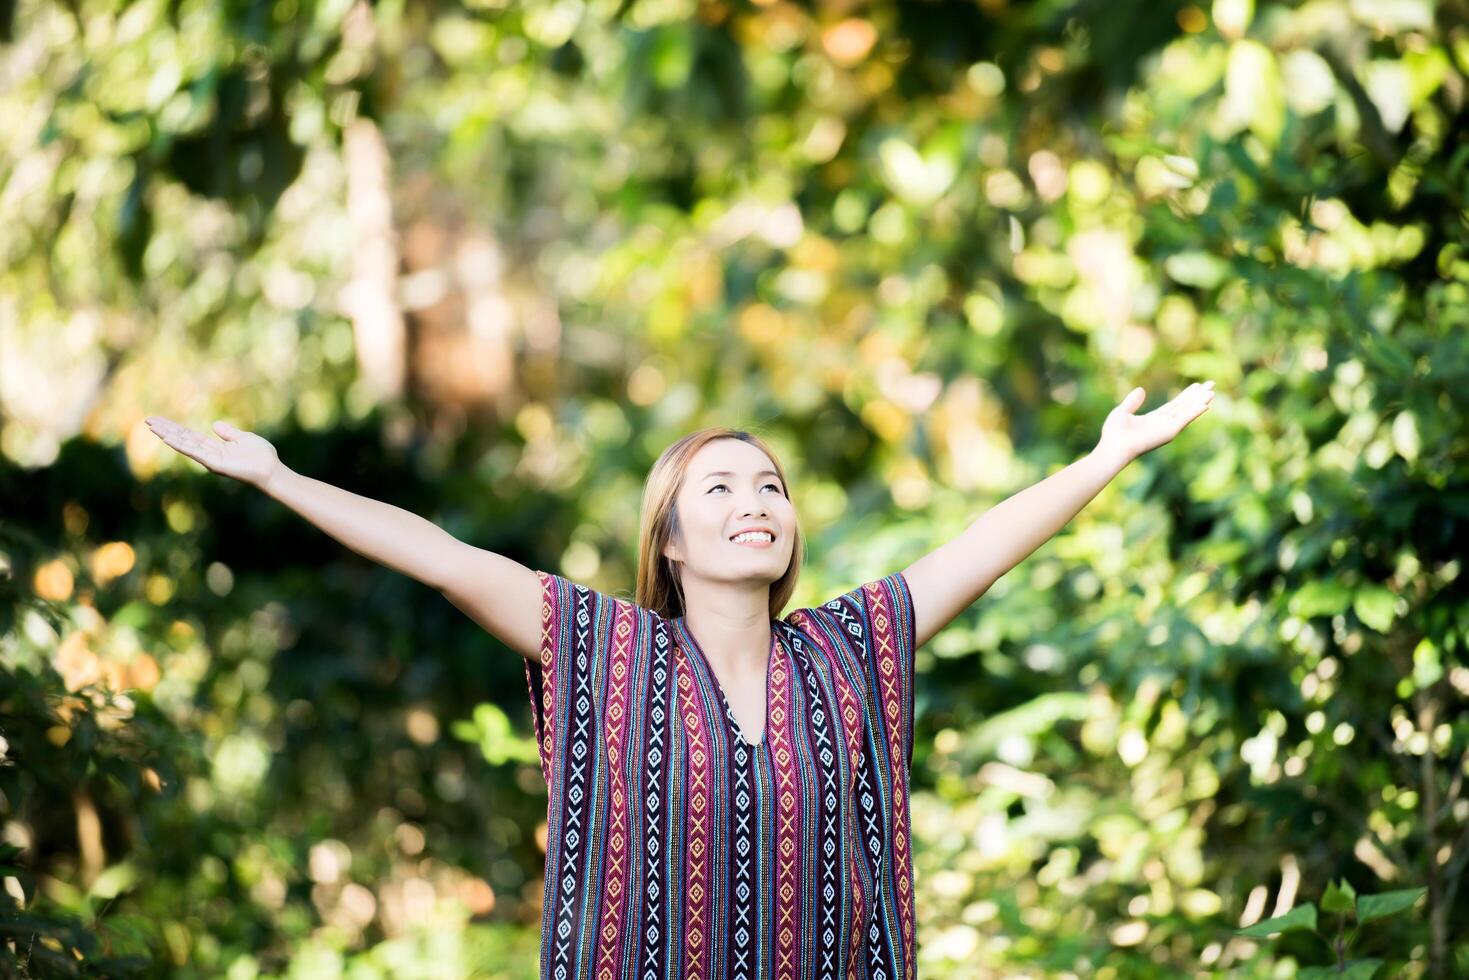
[522,569,916,980]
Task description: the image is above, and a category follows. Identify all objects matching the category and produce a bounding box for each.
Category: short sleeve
[785,570,918,770]
[525,570,650,790]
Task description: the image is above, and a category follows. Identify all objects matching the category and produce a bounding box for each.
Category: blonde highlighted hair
[635,428,804,621]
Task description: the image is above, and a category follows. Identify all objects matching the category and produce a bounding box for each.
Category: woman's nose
[738,499,768,517]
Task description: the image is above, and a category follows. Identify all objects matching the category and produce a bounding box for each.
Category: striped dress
[524,568,918,980]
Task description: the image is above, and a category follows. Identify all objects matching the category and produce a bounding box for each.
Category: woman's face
[663,438,796,585]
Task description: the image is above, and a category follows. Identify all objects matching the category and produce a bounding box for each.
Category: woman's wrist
[261,463,294,499]
[1087,444,1134,477]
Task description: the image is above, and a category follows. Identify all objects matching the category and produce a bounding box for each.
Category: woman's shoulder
[538,569,677,627]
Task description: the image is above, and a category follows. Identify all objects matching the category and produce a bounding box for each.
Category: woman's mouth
[729,531,775,548]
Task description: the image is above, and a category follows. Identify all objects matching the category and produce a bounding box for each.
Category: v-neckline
[676,619,777,750]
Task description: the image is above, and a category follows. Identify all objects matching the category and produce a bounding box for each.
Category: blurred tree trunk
[342,117,405,403]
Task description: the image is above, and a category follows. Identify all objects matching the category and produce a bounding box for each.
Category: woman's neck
[679,578,772,671]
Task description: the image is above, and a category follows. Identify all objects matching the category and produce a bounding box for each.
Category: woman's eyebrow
[702,470,781,481]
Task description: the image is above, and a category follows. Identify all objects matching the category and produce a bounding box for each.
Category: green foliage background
[2,0,1466,976]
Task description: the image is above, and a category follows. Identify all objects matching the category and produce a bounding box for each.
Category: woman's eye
[707,483,782,493]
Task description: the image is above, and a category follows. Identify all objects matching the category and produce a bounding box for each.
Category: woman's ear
[662,509,683,563]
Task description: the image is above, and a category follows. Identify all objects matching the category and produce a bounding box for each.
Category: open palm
[1096,381,1216,464]
[145,416,280,490]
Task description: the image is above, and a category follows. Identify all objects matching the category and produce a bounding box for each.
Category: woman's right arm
[145,416,543,662]
[264,466,543,661]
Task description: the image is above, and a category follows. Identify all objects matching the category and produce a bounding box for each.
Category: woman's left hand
[1094,381,1216,466]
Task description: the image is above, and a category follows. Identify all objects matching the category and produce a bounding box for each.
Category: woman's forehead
[686,440,777,476]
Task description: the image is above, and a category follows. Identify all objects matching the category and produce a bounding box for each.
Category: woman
[144,379,1214,980]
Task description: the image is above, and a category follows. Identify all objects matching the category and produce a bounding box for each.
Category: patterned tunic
[524,568,918,980]
[525,567,916,980]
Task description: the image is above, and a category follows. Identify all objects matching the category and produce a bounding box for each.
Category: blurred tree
[2,0,1465,976]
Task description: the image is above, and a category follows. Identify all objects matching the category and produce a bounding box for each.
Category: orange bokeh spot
[34,559,74,601]
[821,19,876,68]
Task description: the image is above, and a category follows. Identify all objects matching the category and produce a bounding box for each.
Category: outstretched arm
[901,381,1215,648]
[144,416,543,661]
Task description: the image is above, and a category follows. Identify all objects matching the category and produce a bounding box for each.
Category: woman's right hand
[145,416,281,491]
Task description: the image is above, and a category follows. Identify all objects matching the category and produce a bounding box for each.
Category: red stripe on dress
[534,571,558,787]
[767,639,803,980]
[790,610,869,980]
[676,645,713,980]
[865,580,915,980]
[593,603,637,980]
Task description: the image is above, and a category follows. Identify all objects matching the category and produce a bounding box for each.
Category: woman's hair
[635,427,804,621]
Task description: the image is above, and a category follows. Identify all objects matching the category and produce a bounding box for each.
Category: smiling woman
[512,385,1218,979]
[522,423,923,980]
[634,428,806,623]
[143,392,1213,980]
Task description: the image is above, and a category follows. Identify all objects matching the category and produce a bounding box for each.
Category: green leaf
[1412,638,1443,689]
[1391,411,1421,462]
[1214,0,1254,36]
[1290,581,1352,619]
[95,913,157,958]
[878,137,957,206]
[1225,40,1285,145]
[1358,330,1414,380]
[1322,878,1357,913]
[1164,251,1230,289]
[87,860,140,900]
[1353,587,1397,633]
[649,25,694,90]
[456,703,540,766]
[959,692,1089,759]
[1357,887,1426,923]
[1235,902,1317,937]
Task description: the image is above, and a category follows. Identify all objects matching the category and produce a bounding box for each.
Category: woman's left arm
[902,381,1216,648]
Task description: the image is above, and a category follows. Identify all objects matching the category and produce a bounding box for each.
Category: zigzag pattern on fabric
[522,568,917,980]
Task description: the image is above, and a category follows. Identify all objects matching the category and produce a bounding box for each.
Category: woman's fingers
[213,420,245,441]
[145,415,279,488]
[1142,382,1214,430]
[1173,382,1215,408]
[1174,382,1215,423]
[145,416,190,450]
[146,416,224,470]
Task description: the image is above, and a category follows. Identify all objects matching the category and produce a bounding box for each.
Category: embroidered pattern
[524,570,917,980]
[593,602,637,980]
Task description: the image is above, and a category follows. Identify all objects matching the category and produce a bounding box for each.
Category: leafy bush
[1235,882,1427,978]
